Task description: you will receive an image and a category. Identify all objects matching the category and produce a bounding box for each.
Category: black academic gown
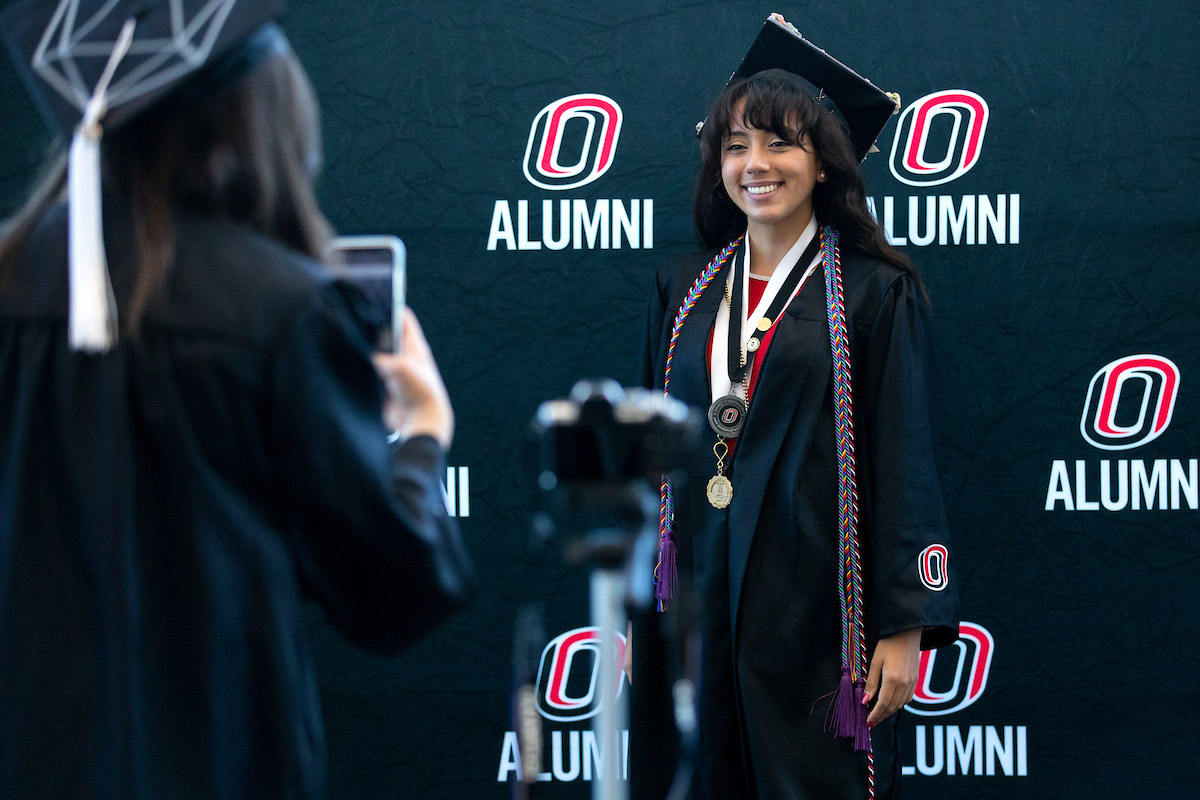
[631,241,958,800]
[0,202,474,799]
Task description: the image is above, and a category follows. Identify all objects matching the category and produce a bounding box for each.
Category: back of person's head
[109,44,328,255]
[105,44,332,323]
[1,35,332,334]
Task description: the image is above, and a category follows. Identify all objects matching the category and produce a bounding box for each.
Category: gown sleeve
[637,267,671,391]
[858,273,958,650]
[264,281,475,653]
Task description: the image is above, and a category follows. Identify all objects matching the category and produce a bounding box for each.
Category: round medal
[708,394,747,437]
[746,336,761,352]
[707,475,733,508]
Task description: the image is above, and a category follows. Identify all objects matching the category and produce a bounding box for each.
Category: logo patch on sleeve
[918,544,949,591]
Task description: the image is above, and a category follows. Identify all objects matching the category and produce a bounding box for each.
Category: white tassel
[65,18,136,354]
[68,108,117,352]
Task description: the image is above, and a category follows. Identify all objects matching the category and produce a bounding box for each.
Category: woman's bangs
[730,79,818,144]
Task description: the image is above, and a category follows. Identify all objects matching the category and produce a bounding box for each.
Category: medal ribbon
[724,235,822,385]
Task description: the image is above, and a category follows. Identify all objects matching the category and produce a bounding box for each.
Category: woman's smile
[744,182,782,196]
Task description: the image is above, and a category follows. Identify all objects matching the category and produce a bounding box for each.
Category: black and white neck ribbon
[708,215,822,405]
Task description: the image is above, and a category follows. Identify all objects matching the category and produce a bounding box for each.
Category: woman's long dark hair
[0,43,332,332]
[693,72,923,291]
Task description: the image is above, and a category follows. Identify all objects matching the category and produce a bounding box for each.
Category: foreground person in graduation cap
[0,1,473,797]
[632,15,958,800]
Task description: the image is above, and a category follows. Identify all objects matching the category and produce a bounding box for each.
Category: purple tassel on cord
[827,667,872,752]
[654,536,677,606]
[830,667,855,736]
[851,679,871,751]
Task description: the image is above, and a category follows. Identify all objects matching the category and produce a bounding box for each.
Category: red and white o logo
[889,90,989,187]
[905,621,993,716]
[918,544,949,592]
[523,94,623,191]
[1081,355,1179,451]
[534,626,627,722]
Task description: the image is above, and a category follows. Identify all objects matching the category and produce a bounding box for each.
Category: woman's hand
[863,628,922,727]
[371,308,454,449]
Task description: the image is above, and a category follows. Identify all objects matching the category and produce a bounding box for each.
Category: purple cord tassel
[830,667,855,737]
[827,667,872,752]
[654,536,677,607]
[851,679,871,752]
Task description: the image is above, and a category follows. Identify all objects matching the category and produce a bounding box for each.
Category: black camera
[533,378,699,573]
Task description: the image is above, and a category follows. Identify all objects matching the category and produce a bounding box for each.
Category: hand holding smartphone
[328,235,406,353]
[327,235,453,448]
[371,311,455,449]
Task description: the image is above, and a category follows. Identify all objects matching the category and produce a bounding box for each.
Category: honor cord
[654,235,744,609]
[822,227,875,796]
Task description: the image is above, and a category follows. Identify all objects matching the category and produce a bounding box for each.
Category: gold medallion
[706,475,733,508]
[756,317,773,332]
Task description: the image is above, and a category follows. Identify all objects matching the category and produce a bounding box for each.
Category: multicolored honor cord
[654,234,743,610]
[820,227,873,765]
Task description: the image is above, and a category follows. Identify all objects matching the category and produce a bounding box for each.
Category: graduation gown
[0,202,475,799]
[631,241,958,800]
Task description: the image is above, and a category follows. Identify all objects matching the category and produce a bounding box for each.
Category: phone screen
[328,235,406,353]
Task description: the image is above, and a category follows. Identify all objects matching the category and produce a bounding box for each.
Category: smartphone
[328,235,406,353]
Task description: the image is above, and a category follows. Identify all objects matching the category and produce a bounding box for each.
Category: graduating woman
[632,15,958,800]
[0,1,473,797]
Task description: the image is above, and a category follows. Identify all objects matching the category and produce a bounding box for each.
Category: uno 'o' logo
[918,544,949,592]
[534,626,627,722]
[1081,355,1179,451]
[523,94,623,191]
[889,90,989,187]
[721,407,740,425]
[905,621,993,716]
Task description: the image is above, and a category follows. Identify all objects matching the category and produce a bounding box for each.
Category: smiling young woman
[630,16,959,800]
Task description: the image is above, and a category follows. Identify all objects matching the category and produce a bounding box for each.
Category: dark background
[3,1,1198,797]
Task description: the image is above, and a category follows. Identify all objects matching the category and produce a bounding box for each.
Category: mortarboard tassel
[68,103,117,352]
[66,18,135,353]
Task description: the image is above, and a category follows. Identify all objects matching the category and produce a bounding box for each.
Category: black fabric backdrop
[2,1,1198,797]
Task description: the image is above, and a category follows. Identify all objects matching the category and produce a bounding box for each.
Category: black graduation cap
[0,0,285,352]
[709,13,900,162]
[2,0,285,137]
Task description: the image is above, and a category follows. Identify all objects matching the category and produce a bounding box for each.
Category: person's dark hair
[0,44,332,332]
[693,72,922,290]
